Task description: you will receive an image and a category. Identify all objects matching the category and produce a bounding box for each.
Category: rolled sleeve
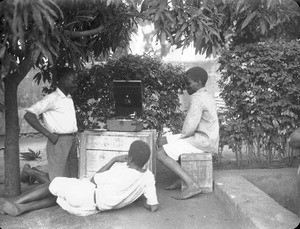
[26,94,55,116]
[143,176,159,206]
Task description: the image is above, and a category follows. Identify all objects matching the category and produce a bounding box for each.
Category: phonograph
[107,80,143,132]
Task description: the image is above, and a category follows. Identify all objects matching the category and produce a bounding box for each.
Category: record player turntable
[107,80,143,132]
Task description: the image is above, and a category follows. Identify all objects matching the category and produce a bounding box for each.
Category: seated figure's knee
[156,148,167,161]
[157,136,168,148]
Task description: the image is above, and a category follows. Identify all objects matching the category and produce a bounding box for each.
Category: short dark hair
[56,67,76,82]
[128,140,150,168]
[185,67,208,86]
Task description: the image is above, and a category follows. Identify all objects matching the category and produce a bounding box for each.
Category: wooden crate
[79,129,156,179]
[181,153,213,193]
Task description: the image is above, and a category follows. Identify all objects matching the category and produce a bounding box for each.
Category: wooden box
[107,118,143,132]
[79,129,156,179]
[181,153,213,193]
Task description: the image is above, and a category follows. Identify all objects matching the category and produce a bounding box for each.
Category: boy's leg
[21,164,50,184]
[47,136,79,181]
[165,179,181,190]
[14,183,52,204]
[47,137,72,181]
[0,183,56,216]
[0,196,56,216]
[158,135,181,190]
[157,148,202,200]
[67,137,78,178]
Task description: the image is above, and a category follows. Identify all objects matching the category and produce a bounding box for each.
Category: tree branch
[64,23,111,38]
[15,55,34,85]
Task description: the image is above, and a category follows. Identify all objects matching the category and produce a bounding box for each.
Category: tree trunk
[4,78,21,197]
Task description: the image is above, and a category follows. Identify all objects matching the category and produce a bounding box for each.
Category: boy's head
[184,67,208,95]
[57,67,78,94]
[128,140,150,168]
[57,67,76,82]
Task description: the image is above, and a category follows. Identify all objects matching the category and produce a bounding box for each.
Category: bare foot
[0,198,21,216]
[172,184,202,200]
[21,164,31,183]
[28,177,36,185]
[27,167,39,185]
[165,180,181,190]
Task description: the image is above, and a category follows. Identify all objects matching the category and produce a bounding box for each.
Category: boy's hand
[48,133,59,145]
[140,195,159,212]
[157,136,167,147]
[113,155,128,163]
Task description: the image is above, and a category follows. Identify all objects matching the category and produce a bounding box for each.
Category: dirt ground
[0,135,241,229]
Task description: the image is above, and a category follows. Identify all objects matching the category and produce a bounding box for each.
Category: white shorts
[163,134,204,161]
[49,177,98,216]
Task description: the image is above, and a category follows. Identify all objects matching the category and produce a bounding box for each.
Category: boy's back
[94,162,158,210]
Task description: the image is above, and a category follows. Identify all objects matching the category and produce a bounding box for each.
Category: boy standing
[157,66,219,200]
[24,67,79,181]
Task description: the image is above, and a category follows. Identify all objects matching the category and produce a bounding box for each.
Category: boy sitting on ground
[0,140,159,216]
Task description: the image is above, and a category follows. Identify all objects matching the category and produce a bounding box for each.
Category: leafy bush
[218,39,300,166]
[73,54,186,135]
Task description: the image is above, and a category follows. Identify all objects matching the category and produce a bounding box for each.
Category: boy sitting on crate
[157,66,219,200]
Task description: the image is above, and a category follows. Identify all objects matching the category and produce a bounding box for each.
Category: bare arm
[24,112,58,144]
[289,128,300,149]
[157,136,167,147]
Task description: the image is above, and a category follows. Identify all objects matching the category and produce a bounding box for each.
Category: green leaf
[35,41,54,65]
[241,11,257,29]
[0,46,6,59]
[32,3,44,33]
[35,1,56,32]
[260,20,267,34]
[32,49,41,65]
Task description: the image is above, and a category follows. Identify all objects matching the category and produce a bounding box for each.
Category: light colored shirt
[26,88,77,134]
[181,87,219,153]
[94,163,158,211]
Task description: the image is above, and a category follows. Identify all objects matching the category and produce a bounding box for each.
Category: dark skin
[24,73,78,145]
[289,127,300,217]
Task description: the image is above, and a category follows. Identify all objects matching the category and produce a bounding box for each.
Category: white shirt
[26,88,77,134]
[181,87,219,153]
[94,163,158,211]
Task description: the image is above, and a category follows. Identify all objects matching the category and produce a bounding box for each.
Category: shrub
[73,54,186,135]
[218,39,300,166]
